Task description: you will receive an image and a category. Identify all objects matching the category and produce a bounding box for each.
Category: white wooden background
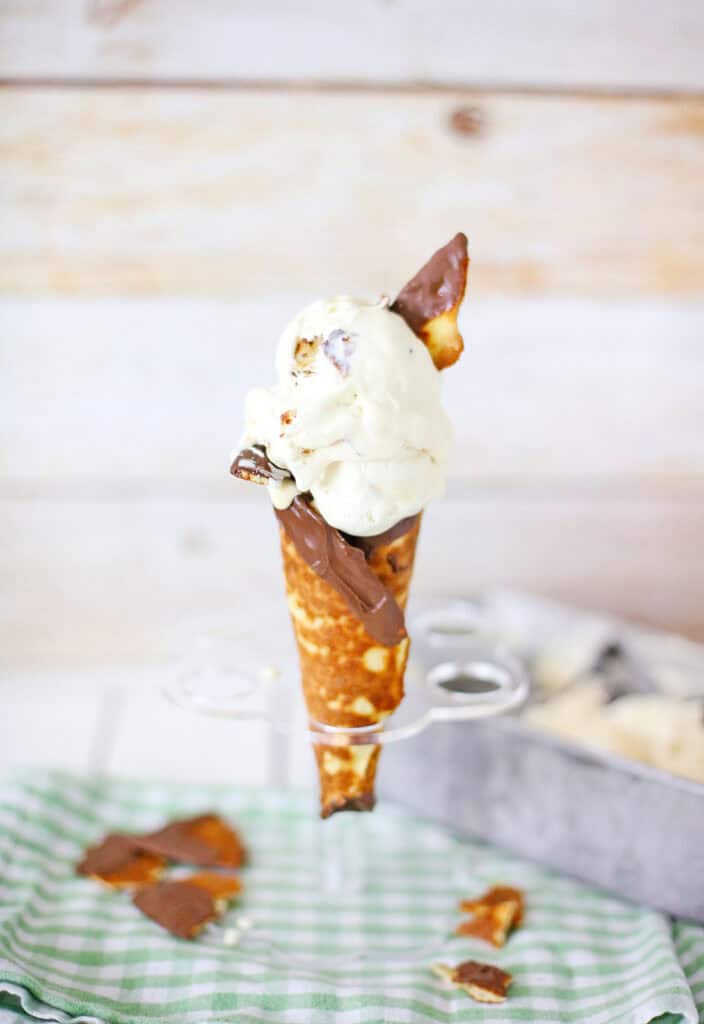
[1,1,703,786]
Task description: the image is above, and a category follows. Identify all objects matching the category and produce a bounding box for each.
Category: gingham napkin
[0,771,702,1024]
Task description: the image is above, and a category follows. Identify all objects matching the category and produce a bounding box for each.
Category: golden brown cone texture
[279,516,421,817]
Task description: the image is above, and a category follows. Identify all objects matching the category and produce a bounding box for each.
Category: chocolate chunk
[275,496,407,647]
[133,880,217,939]
[230,445,292,486]
[76,834,165,888]
[138,814,247,868]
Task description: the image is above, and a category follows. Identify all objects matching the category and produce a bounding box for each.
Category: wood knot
[448,106,484,137]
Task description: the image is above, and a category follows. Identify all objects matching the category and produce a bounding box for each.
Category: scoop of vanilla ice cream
[525,682,704,784]
[241,296,452,536]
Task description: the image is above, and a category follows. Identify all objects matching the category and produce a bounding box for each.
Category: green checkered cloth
[0,771,702,1024]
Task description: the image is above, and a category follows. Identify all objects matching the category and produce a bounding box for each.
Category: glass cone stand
[163,603,530,968]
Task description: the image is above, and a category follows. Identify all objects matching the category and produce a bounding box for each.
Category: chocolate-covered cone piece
[391,232,469,370]
[138,814,246,868]
[432,960,513,1003]
[77,834,139,876]
[230,445,292,486]
[133,872,242,939]
[76,834,165,888]
[133,880,217,939]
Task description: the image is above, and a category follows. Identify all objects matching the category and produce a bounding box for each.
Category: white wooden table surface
[2,1,703,785]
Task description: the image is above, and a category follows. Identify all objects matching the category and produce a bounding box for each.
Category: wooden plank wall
[2,1,703,672]
[2,1,704,91]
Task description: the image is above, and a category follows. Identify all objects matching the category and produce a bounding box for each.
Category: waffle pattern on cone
[279,516,420,817]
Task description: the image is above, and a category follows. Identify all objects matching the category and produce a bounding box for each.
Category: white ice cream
[241,296,452,536]
[525,682,704,784]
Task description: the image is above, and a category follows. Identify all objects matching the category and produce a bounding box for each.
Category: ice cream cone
[232,236,470,817]
[279,515,421,817]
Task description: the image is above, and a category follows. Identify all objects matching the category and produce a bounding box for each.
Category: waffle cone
[279,516,421,817]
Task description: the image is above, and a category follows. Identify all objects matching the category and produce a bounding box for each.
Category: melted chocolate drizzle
[276,496,408,648]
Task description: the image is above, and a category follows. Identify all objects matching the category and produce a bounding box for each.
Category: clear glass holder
[162,604,530,967]
[165,639,529,745]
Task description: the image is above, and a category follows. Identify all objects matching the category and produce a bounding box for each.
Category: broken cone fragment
[230,445,292,487]
[432,960,513,1004]
[76,834,166,889]
[133,880,217,939]
[456,883,525,946]
[76,815,247,941]
[133,872,242,940]
[391,232,469,370]
[137,813,247,869]
[185,871,243,901]
[76,814,246,879]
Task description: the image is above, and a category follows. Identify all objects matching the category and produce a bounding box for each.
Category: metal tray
[379,591,704,922]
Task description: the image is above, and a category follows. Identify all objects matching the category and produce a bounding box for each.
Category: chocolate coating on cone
[344,514,419,559]
[391,232,468,335]
[276,496,407,647]
[232,444,416,644]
